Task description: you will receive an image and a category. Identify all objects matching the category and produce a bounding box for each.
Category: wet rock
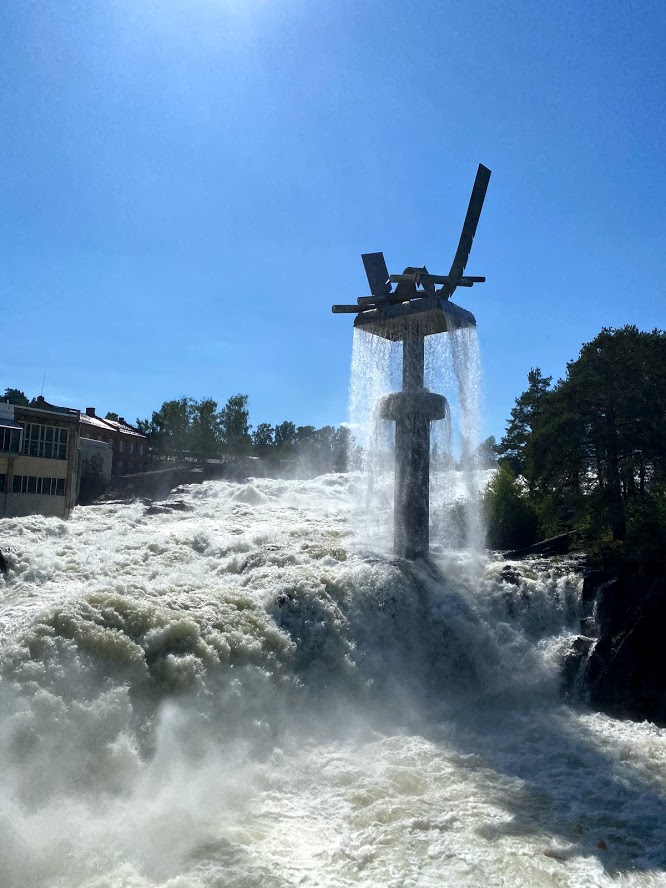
[500,565,522,586]
[145,500,192,516]
[0,549,7,576]
[583,570,666,725]
[560,635,595,698]
[579,616,597,636]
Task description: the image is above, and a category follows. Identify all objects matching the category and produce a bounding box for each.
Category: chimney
[118,417,126,425]
[86,407,96,417]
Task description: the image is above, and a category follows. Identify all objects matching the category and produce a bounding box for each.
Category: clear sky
[1,0,664,440]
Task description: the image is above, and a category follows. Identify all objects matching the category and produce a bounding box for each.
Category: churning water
[1,476,666,887]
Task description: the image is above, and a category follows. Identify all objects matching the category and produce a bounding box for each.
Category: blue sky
[1,0,664,440]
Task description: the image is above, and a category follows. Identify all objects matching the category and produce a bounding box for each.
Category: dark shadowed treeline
[486,326,666,564]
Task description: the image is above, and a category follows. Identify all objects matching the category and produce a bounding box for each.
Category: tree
[105,411,119,421]
[553,326,666,541]
[190,398,222,461]
[3,388,29,406]
[139,397,193,459]
[219,394,252,456]
[476,435,498,468]
[484,464,538,550]
[252,423,275,456]
[332,425,352,472]
[274,420,297,454]
[497,368,552,476]
[508,327,666,545]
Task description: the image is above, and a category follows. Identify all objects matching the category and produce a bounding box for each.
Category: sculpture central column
[379,333,447,560]
[402,334,424,391]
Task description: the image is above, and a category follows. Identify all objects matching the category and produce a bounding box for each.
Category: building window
[0,474,5,493]
[139,445,144,456]
[119,440,124,452]
[20,424,68,460]
[12,475,65,496]
[117,461,123,474]
[129,442,134,455]
[0,427,22,454]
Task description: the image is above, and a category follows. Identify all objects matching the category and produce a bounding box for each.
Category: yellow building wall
[12,456,69,478]
[0,455,70,519]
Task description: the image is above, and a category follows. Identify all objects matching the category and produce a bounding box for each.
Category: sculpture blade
[361,252,392,299]
[446,164,491,290]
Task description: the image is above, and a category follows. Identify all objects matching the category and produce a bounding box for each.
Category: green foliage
[2,387,29,406]
[105,411,119,421]
[499,326,666,560]
[191,398,223,460]
[257,421,350,474]
[274,420,297,453]
[484,464,538,550]
[137,394,350,474]
[252,423,275,455]
[497,368,552,476]
[142,397,193,458]
[219,394,251,456]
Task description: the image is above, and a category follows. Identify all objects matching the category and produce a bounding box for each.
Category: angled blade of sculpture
[442,164,491,298]
[361,252,392,299]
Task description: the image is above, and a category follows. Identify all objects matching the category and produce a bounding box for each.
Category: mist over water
[1,476,666,887]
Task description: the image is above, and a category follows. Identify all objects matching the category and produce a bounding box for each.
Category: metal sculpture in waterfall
[332,164,492,559]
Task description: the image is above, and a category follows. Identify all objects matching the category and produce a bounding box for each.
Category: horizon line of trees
[135,394,352,474]
[485,325,666,564]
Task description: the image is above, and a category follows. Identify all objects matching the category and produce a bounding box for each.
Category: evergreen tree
[497,368,552,476]
[504,327,666,546]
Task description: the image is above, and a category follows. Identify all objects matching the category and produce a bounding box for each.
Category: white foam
[0,477,664,887]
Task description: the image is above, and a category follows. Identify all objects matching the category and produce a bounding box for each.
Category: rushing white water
[1,476,665,888]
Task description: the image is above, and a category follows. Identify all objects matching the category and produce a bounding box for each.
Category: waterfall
[349,320,487,556]
[1,481,665,887]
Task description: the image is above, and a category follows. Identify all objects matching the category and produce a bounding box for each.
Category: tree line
[486,325,666,563]
[136,394,351,474]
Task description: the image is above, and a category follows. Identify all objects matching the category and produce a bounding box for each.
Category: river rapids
[1,474,665,887]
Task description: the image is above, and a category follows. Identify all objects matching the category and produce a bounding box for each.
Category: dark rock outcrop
[560,635,596,698]
[582,570,666,726]
[145,500,192,516]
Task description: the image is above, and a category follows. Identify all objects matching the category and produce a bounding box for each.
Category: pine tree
[497,368,552,475]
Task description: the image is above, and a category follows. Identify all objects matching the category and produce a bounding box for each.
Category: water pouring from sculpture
[333,164,492,559]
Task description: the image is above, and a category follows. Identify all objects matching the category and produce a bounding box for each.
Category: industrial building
[79,408,148,476]
[0,397,81,519]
